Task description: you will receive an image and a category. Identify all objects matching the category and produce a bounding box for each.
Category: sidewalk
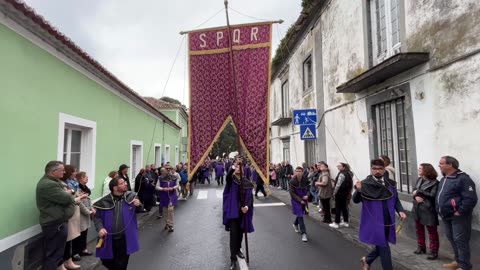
[268,187,450,270]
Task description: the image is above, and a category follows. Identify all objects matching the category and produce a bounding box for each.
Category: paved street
[101,185,409,270]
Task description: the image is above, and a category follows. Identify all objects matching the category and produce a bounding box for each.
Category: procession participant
[290,167,310,242]
[253,168,267,198]
[156,167,179,232]
[223,158,254,270]
[215,160,225,186]
[93,177,142,270]
[353,159,406,270]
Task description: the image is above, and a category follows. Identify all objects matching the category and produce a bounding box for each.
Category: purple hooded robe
[223,175,254,233]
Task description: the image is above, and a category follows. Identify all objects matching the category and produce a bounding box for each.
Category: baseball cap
[119,164,130,170]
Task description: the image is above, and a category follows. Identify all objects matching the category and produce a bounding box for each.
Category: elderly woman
[412,163,439,260]
[72,172,95,259]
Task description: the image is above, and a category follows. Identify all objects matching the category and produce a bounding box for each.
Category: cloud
[24,0,302,106]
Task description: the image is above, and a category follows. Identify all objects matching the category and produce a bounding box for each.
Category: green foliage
[210,121,238,159]
[160,96,182,105]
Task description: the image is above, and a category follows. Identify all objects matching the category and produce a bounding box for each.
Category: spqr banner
[188,22,272,183]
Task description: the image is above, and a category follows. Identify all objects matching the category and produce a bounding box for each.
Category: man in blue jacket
[437,156,477,270]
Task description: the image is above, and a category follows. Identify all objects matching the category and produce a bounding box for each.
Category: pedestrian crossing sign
[300,124,316,140]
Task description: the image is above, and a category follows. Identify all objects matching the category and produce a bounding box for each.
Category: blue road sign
[293,109,317,125]
[300,124,316,140]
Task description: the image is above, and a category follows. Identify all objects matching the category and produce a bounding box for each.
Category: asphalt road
[126,185,407,270]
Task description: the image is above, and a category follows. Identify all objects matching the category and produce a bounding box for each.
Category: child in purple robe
[290,166,310,242]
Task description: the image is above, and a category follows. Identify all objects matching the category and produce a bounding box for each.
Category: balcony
[271,116,292,126]
[336,53,429,93]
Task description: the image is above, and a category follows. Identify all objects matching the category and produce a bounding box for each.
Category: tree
[160,96,182,105]
[210,121,238,159]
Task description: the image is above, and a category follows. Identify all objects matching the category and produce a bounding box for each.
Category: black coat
[412,177,439,226]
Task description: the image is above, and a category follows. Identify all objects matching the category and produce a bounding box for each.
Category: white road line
[253,202,285,207]
[197,190,208,200]
[216,190,223,199]
[238,258,249,270]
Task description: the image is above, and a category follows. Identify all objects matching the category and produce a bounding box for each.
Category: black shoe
[168,226,174,232]
[237,250,245,259]
[413,247,426,254]
[72,254,81,261]
[427,253,438,260]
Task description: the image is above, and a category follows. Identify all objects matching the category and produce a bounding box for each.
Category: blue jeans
[443,215,472,270]
[310,187,318,204]
[294,217,306,234]
[365,245,392,270]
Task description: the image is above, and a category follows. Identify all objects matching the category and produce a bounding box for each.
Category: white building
[270,0,480,255]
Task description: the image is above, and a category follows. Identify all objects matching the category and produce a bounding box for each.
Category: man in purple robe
[223,157,254,270]
[155,167,179,232]
[215,160,225,186]
[290,166,310,242]
[353,159,406,270]
[93,177,142,270]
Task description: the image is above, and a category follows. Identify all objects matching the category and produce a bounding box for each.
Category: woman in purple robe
[223,158,254,270]
[290,166,310,242]
[353,159,406,270]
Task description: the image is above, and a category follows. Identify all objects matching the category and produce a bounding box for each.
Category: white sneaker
[292,224,300,233]
[329,223,339,229]
[301,233,308,242]
[339,222,349,228]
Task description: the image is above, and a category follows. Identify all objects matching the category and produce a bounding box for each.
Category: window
[165,145,170,163]
[303,55,313,92]
[372,97,412,193]
[182,124,187,137]
[282,140,290,162]
[175,146,179,165]
[370,0,402,64]
[281,80,289,117]
[130,141,143,182]
[304,140,316,167]
[154,144,161,167]
[58,113,96,188]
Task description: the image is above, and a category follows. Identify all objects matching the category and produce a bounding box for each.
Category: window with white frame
[165,145,170,163]
[303,55,313,93]
[58,113,96,188]
[281,80,289,117]
[182,124,187,137]
[175,146,179,165]
[370,0,402,65]
[130,141,143,182]
[282,140,290,162]
[154,144,161,167]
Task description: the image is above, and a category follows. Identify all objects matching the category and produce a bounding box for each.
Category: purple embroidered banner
[188,22,272,183]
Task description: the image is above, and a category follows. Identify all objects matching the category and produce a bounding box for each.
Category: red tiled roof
[144,97,188,115]
[3,0,180,129]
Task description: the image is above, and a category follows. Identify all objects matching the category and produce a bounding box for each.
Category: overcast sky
[24,0,302,107]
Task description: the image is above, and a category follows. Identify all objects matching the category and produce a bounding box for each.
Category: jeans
[294,217,306,234]
[41,222,68,270]
[310,187,318,204]
[443,215,473,270]
[365,245,393,270]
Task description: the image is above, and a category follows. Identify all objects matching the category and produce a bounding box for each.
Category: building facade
[144,97,189,164]
[0,1,181,268]
[270,0,480,259]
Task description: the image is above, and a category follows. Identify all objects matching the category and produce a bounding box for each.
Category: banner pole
[224,0,250,265]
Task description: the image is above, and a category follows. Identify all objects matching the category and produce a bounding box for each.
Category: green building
[0,1,181,267]
[144,97,189,164]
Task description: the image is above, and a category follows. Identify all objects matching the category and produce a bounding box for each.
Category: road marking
[238,258,249,270]
[253,202,285,207]
[197,190,208,200]
[216,190,223,199]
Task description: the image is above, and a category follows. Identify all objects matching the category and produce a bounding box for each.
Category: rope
[160,36,186,98]
[229,6,269,21]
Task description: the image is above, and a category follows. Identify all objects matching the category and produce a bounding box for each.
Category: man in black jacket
[437,156,477,270]
[284,161,294,191]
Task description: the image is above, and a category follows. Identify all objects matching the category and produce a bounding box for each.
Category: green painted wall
[0,23,180,240]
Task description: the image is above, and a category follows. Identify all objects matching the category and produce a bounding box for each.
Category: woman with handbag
[412,163,440,260]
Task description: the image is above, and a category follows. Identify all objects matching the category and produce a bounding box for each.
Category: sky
[23,0,302,107]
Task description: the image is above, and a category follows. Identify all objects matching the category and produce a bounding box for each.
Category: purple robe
[158,177,178,207]
[291,185,309,217]
[243,166,252,180]
[358,184,398,247]
[215,163,225,177]
[95,195,139,259]
[223,178,254,233]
